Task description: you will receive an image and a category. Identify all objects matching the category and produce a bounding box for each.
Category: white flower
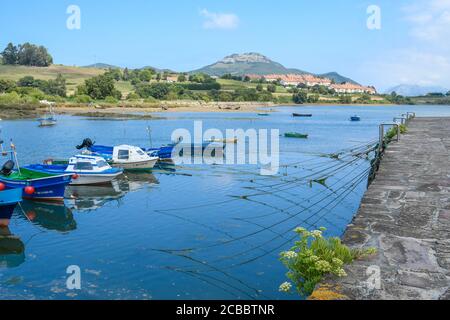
[336,268,347,277]
[311,230,323,238]
[279,282,292,292]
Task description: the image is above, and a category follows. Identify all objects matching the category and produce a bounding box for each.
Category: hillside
[190,52,358,84]
[0,64,105,95]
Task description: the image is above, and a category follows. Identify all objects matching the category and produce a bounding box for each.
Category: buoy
[72,174,79,180]
[26,211,36,221]
[24,186,35,195]
[0,182,5,191]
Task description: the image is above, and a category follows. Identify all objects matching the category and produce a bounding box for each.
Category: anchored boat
[350,115,361,121]
[25,155,123,186]
[37,101,57,127]
[284,132,309,139]
[293,113,312,117]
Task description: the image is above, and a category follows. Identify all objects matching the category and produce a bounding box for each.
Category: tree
[122,68,130,81]
[139,69,153,82]
[17,43,53,66]
[256,84,264,92]
[178,74,187,82]
[135,83,170,100]
[293,91,307,104]
[81,74,121,100]
[446,91,450,97]
[267,84,277,93]
[1,43,18,65]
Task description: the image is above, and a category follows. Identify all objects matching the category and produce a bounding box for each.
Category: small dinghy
[25,155,123,186]
[293,113,312,117]
[350,115,361,121]
[284,132,309,139]
[38,101,57,127]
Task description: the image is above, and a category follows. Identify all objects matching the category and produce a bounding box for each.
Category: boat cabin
[67,155,112,173]
[112,145,153,164]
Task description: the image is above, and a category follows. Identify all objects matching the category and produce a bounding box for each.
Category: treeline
[1,43,53,67]
[0,75,66,105]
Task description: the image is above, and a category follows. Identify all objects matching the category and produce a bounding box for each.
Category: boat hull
[0,174,71,202]
[112,158,158,171]
[70,172,123,185]
[0,188,23,226]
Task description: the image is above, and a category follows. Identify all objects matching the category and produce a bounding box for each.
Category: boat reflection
[0,227,25,268]
[19,201,76,232]
[66,173,159,211]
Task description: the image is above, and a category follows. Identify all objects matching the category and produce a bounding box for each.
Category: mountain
[83,63,121,69]
[385,84,449,97]
[190,52,358,84]
[319,72,359,85]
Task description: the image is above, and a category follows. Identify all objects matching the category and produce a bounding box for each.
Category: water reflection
[66,173,159,211]
[0,227,25,268]
[19,201,76,232]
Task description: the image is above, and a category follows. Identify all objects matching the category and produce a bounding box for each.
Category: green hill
[0,64,105,95]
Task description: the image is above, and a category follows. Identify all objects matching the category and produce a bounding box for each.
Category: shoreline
[0,101,410,120]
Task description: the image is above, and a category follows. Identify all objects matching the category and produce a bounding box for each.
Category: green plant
[279,227,376,296]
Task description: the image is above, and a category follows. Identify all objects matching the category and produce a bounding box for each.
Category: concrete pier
[310,117,450,300]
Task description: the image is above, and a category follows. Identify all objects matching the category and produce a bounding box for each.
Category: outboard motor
[76,138,94,150]
[1,160,15,176]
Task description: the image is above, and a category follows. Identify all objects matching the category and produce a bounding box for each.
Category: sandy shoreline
[1,101,399,120]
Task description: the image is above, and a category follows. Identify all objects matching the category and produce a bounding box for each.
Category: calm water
[1,105,449,300]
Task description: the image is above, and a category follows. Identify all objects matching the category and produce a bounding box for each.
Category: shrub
[0,91,22,104]
[279,227,376,296]
[104,96,119,103]
[126,92,140,100]
[74,94,92,103]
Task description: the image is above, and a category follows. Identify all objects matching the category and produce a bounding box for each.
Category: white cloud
[360,49,450,91]
[403,0,450,43]
[200,9,239,30]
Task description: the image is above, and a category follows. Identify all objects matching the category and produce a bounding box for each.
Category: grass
[0,64,104,95]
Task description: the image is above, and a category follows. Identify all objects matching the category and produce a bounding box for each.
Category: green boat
[257,113,269,116]
[284,132,308,139]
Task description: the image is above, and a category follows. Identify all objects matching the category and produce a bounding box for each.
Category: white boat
[38,101,57,127]
[98,145,159,171]
[25,155,123,186]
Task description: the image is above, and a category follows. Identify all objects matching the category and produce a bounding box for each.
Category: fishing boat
[76,138,174,161]
[284,132,309,139]
[258,113,269,116]
[25,155,123,186]
[293,113,313,117]
[81,144,159,171]
[350,115,361,121]
[0,185,22,227]
[37,101,57,127]
[0,140,72,202]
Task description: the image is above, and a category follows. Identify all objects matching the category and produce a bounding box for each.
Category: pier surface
[311,117,450,300]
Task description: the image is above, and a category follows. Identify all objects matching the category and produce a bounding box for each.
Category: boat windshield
[74,162,94,170]
[136,149,145,156]
[97,160,108,168]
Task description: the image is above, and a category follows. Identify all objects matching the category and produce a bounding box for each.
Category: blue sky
[1,0,450,91]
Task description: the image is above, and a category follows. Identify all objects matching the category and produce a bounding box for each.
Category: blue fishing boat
[350,115,361,121]
[76,138,175,160]
[0,185,22,227]
[0,141,72,202]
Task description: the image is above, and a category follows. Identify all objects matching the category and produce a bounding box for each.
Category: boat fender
[0,160,15,176]
[24,186,35,195]
[0,182,5,191]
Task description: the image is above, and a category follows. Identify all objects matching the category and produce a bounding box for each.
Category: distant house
[165,76,178,83]
[330,83,377,94]
[265,74,332,87]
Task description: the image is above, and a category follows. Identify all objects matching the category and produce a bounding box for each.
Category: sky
[1,0,450,91]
